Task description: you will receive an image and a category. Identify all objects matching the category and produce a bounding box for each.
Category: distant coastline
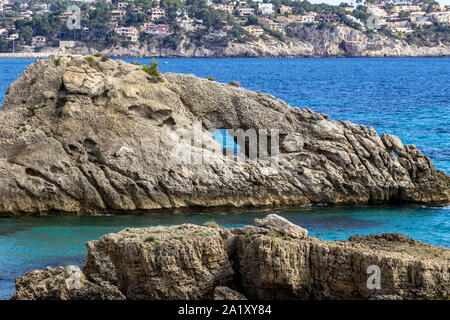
[1,51,450,58]
[0,52,57,58]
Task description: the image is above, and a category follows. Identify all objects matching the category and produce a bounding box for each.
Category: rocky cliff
[0,55,449,216]
[12,214,450,300]
[90,25,450,58]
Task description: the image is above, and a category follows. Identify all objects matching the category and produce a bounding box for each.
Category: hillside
[0,0,449,57]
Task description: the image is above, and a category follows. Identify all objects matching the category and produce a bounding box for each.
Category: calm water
[0,58,449,299]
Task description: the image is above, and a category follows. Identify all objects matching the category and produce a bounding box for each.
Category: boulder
[282,133,305,152]
[254,214,308,239]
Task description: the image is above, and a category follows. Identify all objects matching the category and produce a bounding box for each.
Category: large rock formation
[13,214,450,300]
[0,55,448,216]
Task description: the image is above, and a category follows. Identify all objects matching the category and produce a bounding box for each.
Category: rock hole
[211,129,240,156]
[58,82,67,93]
[25,168,40,176]
[68,144,78,152]
[55,97,67,108]
[163,116,176,127]
[83,138,97,148]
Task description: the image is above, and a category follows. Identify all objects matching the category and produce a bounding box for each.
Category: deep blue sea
[0,58,449,299]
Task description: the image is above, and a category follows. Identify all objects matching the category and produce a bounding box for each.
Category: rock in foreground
[0,55,449,216]
[13,215,450,300]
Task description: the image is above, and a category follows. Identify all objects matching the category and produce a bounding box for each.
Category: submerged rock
[13,214,449,300]
[0,55,449,216]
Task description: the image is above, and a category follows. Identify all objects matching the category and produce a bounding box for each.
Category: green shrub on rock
[204,221,219,228]
[142,59,164,82]
[144,234,157,242]
[267,230,283,237]
[84,56,103,72]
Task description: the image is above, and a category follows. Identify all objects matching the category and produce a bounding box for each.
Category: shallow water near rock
[0,205,449,299]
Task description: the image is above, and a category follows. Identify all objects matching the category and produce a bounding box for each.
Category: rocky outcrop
[233,230,450,300]
[84,26,450,58]
[82,224,234,300]
[13,214,450,300]
[12,265,125,300]
[0,55,448,216]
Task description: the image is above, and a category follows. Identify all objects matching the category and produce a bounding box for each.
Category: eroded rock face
[82,224,234,300]
[234,232,450,300]
[12,266,125,300]
[13,215,450,300]
[0,55,448,216]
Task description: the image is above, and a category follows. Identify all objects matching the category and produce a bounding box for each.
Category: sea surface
[0,58,449,299]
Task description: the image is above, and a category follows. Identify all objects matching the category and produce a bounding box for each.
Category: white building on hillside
[258,3,274,15]
[114,27,139,42]
[244,25,264,36]
[239,7,255,17]
[31,36,47,46]
[151,8,165,20]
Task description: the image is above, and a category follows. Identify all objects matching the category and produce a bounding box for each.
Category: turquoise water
[0,58,448,299]
[0,205,449,300]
